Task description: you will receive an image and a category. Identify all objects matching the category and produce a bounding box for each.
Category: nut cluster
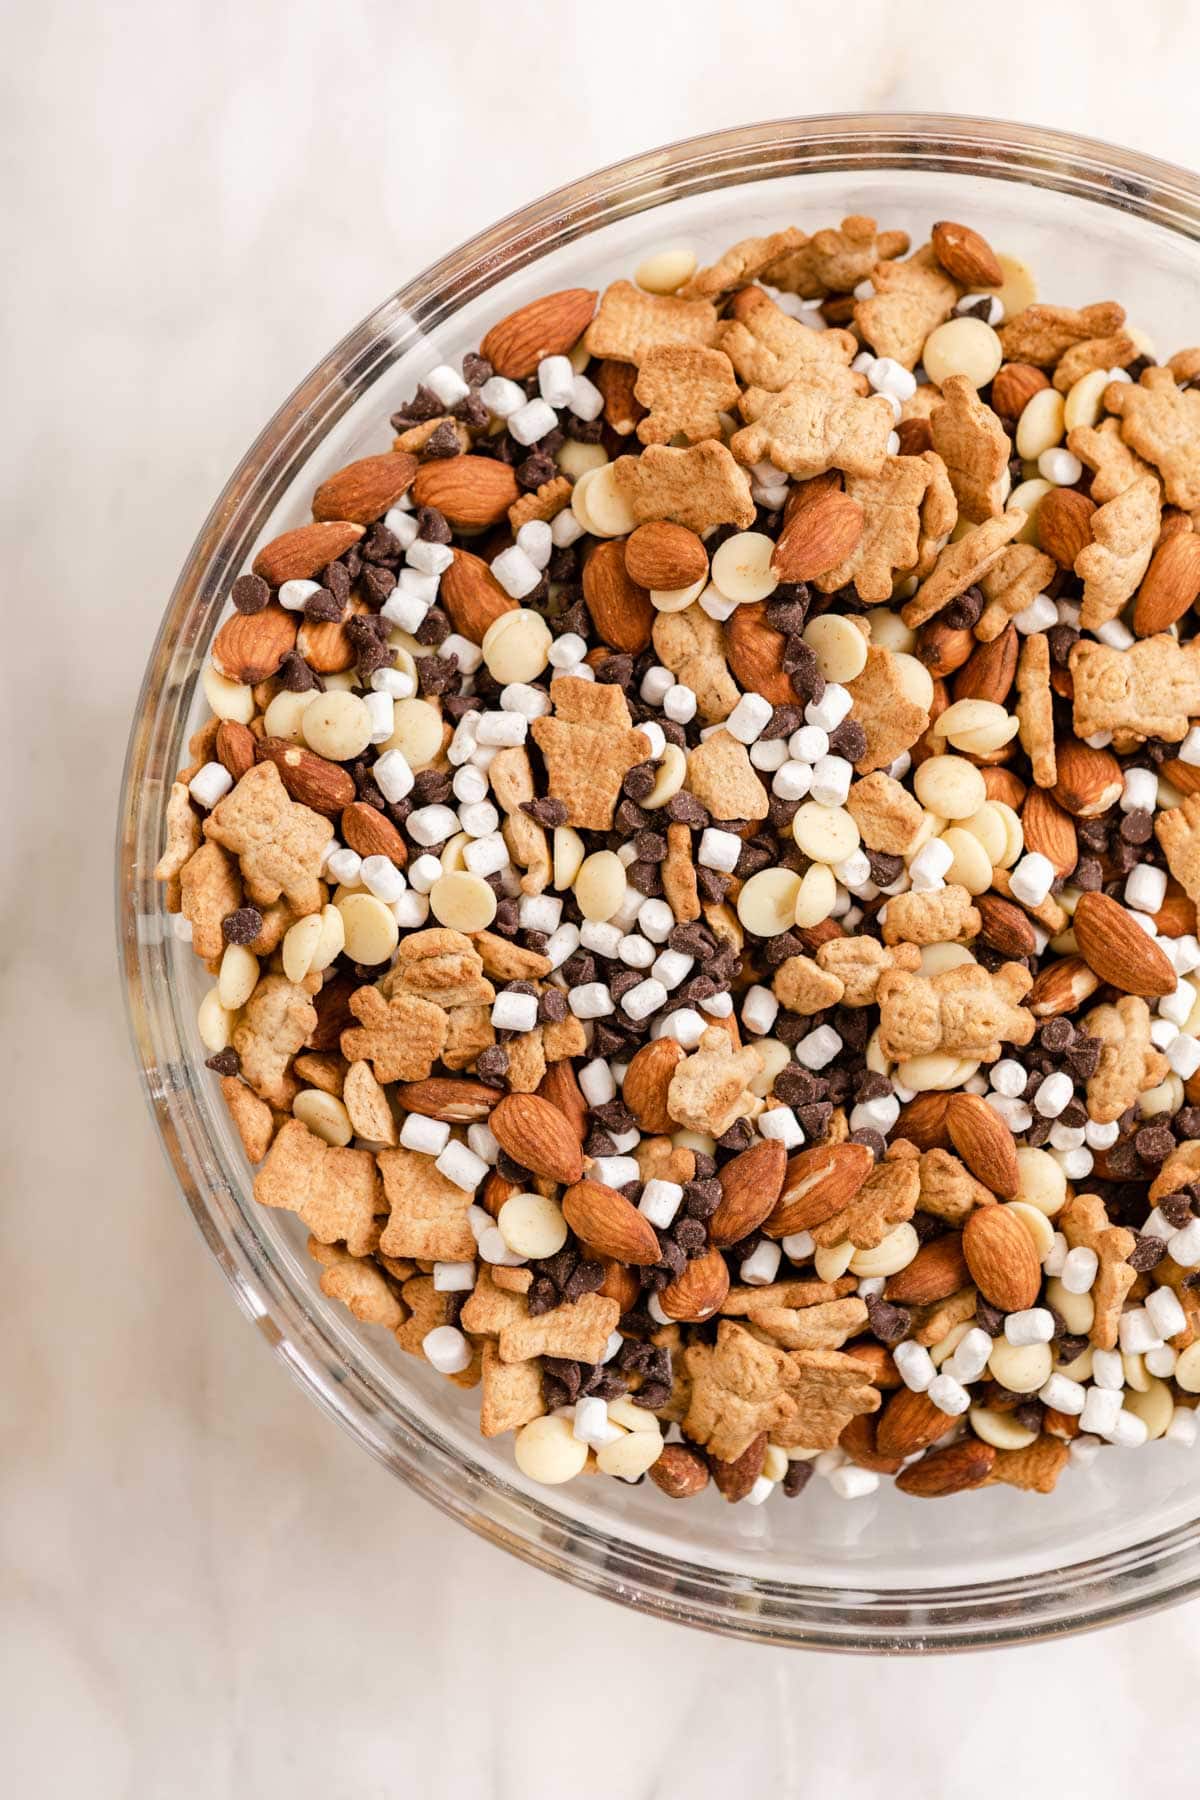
[159,211,1200,1508]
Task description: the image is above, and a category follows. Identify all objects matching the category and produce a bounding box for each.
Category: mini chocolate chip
[865,1296,911,1345]
[205,1048,240,1075]
[783,1459,814,1498]
[278,650,320,692]
[666,792,709,828]
[521,796,568,827]
[222,906,263,946]
[423,420,461,459]
[231,573,269,614]
[1136,1123,1175,1164]
[475,1046,509,1083]
[623,762,656,800]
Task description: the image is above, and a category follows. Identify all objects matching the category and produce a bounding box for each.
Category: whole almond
[312,451,417,525]
[215,719,257,781]
[838,1412,904,1475]
[410,457,520,531]
[561,1178,661,1265]
[884,1233,970,1305]
[895,416,933,456]
[1164,756,1200,799]
[953,624,1019,706]
[976,894,1038,960]
[536,1059,588,1143]
[962,1204,1042,1311]
[212,605,297,684]
[990,362,1050,420]
[708,1140,787,1247]
[1072,891,1177,998]
[394,1078,499,1122]
[946,1093,1020,1198]
[931,220,1004,287]
[708,1432,766,1503]
[481,288,598,378]
[251,521,364,586]
[876,1387,953,1460]
[764,1142,873,1239]
[296,605,358,675]
[725,601,794,707]
[440,549,518,643]
[1154,883,1198,938]
[1132,531,1200,636]
[490,1093,584,1184]
[255,737,355,814]
[482,1170,517,1218]
[649,1442,710,1499]
[622,1039,686,1134]
[582,539,655,653]
[596,1256,641,1313]
[659,1244,730,1322]
[1037,487,1096,569]
[895,1439,996,1497]
[624,520,708,590]
[771,488,864,582]
[1021,787,1078,877]
[893,1091,952,1151]
[918,617,976,678]
[843,1340,901,1389]
[1026,954,1101,1018]
[1053,738,1124,817]
[596,359,645,436]
[341,800,408,867]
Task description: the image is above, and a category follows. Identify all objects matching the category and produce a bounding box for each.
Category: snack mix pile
[159,213,1200,1506]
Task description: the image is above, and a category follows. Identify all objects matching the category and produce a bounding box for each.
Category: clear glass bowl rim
[119,112,1200,1652]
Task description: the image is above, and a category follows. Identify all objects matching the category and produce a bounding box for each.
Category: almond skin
[893,1092,952,1151]
[394,1079,499,1123]
[990,362,1050,420]
[596,359,644,435]
[311,451,417,525]
[215,720,257,782]
[876,1387,953,1460]
[561,1178,661,1266]
[918,617,976,678]
[341,801,408,867]
[708,1140,788,1248]
[582,539,655,653]
[481,287,598,379]
[1021,787,1078,877]
[1053,738,1124,817]
[843,1341,902,1389]
[1072,891,1176,998]
[296,606,359,675]
[884,1233,970,1305]
[975,894,1038,960]
[838,1412,905,1475]
[953,624,1019,706]
[1037,487,1096,569]
[895,1439,996,1497]
[596,1256,641,1313]
[895,416,932,456]
[725,601,794,707]
[931,219,1003,287]
[255,737,355,814]
[211,605,297,684]
[439,549,518,643]
[764,1142,873,1239]
[649,1443,711,1499]
[251,521,364,586]
[981,766,1027,810]
[945,1093,1020,1199]
[1132,531,1200,636]
[410,457,520,531]
[659,1244,730,1322]
[490,1093,584,1185]
[536,1059,588,1143]
[622,1039,686,1135]
[624,520,707,590]
[771,487,864,582]
[708,1432,766,1502]
[962,1205,1042,1311]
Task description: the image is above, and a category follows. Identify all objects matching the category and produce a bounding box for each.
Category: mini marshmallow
[1168,1219,1200,1266]
[544,922,581,969]
[638,898,675,943]
[569,372,604,422]
[580,920,623,959]
[407,853,443,894]
[1004,1307,1055,1346]
[1146,1285,1188,1340]
[188,762,233,809]
[726,691,774,744]
[1083,1117,1120,1149]
[391,891,430,927]
[927,1372,970,1416]
[701,991,733,1017]
[570,982,614,1019]
[1092,1348,1125,1390]
[1034,1071,1073,1119]
[909,837,954,892]
[789,725,829,763]
[364,690,395,745]
[373,748,415,804]
[1168,1406,1199,1446]
[507,396,557,446]
[1179,726,1200,768]
[849,1092,900,1135]
[740,1240,783,1286]
[804,684,853,732]
[550,632,588,669]
[1009,851,1055,908]
[491,990,538,1034]
[1117,1308,1162,1355]
[782,1229,815,1262]
[741,985,779,1035]
[1057,1146,1094,1181]
[944,1326,992,1384]
[1106,1409,1149,1449]
[652,949,693,989]
[639,1179,684,1229]
[868,355,917,401]
[618,933,655,969]
[1121,766,1158,812]
[457,800,500,839]
[592,1155,639,1188]
[1013,593,1058,633]
[490,545,542,599]
[1160,979,1197,1027]
[1096,617,1135,650]
[435,1140,489,1193]
[750,737,789,771]
[990,1059,1027,1098]
[361,854,407,904]
[407,804,459,847]
[406,536,455,577]
[325,846,362,886]
[475,711,527,746]
[1168,1033,1200,1079]
[640,720,666,760]
[622,977,668,1021]
[658,1007,705,1046]
[573,1394,622,1448]
[1038,1374,1086,1415]
[422,1325,472,1374]
[772,760,813,801]
[424,362,470,407]
[1060,1245,1099,1294]
[537,354,575,408]
[467,1122,499,1164]
[371,666,416,699]
[640,664,675,705]
[433,1260,476,1293]
[400,1112,451,1155]
[1038,447,1083,486]
[699,827,742,873]
[829,1465,879,1500]
[663,683,697,724]
[277,577,322,612]
[479,374,525,417]
[809,755,853,808]
[794,1025,841,1070]
[1126,864,1167,915]
[758,1106,803,1149]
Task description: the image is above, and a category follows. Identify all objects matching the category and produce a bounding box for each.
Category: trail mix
[159,213,1200,1506]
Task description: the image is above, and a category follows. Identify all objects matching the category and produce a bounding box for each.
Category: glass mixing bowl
[119,114,1200,1650]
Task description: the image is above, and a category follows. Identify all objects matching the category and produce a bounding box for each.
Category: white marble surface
[8,2,1200,1792]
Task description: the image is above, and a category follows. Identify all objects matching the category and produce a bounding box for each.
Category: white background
[6,3,1200,1793]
